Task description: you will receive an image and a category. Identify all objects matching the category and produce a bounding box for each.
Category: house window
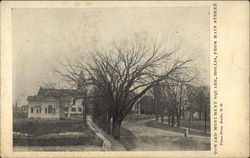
[78,108,82,112]
[35,106,41,113]
[45,108,47,113]
[72,107,76,112]
[30,107,34,113]
[48,105,53,113]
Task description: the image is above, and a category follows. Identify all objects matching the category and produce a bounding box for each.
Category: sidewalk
[87,116,126,151]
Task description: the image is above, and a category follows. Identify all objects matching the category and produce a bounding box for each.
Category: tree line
[139,83,210,133]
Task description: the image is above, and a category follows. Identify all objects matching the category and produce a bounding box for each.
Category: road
[122,119,210,151]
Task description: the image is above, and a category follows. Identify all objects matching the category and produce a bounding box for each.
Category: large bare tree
[56,40,192,139]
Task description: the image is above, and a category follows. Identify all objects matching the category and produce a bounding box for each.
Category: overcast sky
[13,7,210,105]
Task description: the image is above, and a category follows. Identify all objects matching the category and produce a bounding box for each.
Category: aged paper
[1,1,249,157]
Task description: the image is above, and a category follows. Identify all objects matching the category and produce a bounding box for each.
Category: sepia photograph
[1,1,249,157]
[12,7,211,152]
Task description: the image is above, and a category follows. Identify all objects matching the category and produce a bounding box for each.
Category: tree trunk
[135,103,138,114]
[176,115,180,127]
[204,111,207,133]
[110,116,113,135]
[67,103,71,118]
[188,113,191,130]
[138,103,141,114]
[171,111,175,126]
[155,102,159,121]
[199,103,202,119]
[161,105,164,123]
[83,101,87,126]
[112,112,122,139]
[112,121,121,139]
[168,112,171,125]
[107,113,112,134]
[182,111,185,119]
[156,113,159,121]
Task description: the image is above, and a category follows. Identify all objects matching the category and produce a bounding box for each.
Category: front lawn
[14,118,88,135]
[13,118,103,147]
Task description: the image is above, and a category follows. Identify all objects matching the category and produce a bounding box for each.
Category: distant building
[13,102,28,118]
[16,104,28,114]
[27,88,83,119]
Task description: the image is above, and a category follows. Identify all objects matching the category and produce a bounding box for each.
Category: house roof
[27,88,76,102]
[27,95,73,102]
[37,88,75,97]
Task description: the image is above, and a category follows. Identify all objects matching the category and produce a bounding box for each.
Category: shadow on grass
[145,120,210,137]
[124,114,155,123]
[120,127,137,151]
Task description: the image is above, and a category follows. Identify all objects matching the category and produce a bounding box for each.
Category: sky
[12,7,210,105]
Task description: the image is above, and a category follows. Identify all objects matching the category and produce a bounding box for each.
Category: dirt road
[122,119,210,151]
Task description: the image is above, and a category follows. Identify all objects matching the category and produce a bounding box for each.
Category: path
[122,118,210,151]
[87,116,126,151]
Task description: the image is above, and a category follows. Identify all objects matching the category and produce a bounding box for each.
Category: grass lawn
[120,127,137,150]
[13,118,102,147]
[145,120,210,137]
[180,119,210,131]
[13,118,89,136]
[124,114,155,122]
[163,118,210,132]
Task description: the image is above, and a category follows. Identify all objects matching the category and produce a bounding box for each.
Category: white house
[27,88,83,119]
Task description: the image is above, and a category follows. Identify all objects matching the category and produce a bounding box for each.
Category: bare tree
[174,81,189,127]
[53,60,89,125]
[186,85,199,129]
[55,40,192,139]
[187,85,210,133]
[160,70,197,127]
[152,83,162,121]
